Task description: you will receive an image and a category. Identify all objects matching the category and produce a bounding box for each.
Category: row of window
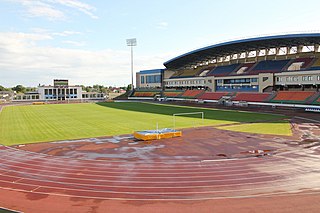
[82,94,104,98]
[217,78,258,84]
[166,79,205,85]
[140,75,162,84]
[277,75,320,82]
[45,96,78,99]
[44,88,78,95]
[14,95,39,100]
[216,85,259,92]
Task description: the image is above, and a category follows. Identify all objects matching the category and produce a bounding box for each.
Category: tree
[12,85,26,93]
[0,85,7,91]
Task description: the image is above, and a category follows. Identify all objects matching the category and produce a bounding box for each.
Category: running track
[0,145,319,201]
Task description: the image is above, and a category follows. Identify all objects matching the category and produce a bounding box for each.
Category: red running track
[0,145,319,201]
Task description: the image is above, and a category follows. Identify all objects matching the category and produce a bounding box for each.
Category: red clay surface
[0,116,319,212]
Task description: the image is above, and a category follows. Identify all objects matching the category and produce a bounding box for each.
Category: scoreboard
[54,79,69,87]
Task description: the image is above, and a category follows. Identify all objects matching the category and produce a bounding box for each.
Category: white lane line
[295,116,320,123]
[2,146,266,166]
[0,172,309,190]
[0,153,282,172]
[0,177,320,196]
[0,186,319,201]
[31,186,41,192]
[0,162,313,180]
[1,167,318,186]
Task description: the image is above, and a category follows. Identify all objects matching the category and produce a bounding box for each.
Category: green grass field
[0,102,291,145]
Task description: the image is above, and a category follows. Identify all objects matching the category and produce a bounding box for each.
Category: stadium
[0,33,320,213]
[135,33,320,110]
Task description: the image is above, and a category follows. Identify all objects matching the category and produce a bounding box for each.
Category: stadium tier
[271,91,316,103]
[287,57,314,70]
[232,92,272,102]
[163,91,184,97]
[230,63,256,75]
[309,58,320,70]
[198,92,229,100]
[180,90,204,98]
[207,64,240,77]
[248,59,291,74]
[132,91,159,97]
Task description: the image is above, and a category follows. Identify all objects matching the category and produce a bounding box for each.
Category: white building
[13,80,105,101]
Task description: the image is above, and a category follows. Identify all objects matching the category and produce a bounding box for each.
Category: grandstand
[134,33,320,107]
[271,91,316,103]
[198,92,229,100]
[232,92,272,102]
[180,90,204,98]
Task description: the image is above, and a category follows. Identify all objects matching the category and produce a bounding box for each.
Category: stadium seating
[180,90,204,98]
[309,58,320,70]
[232,92,272,102]
[230,63,256,75]
[287,58,314,71]
[249,59,290,74]
[198,92,229,100]
[133,91,159,97]
[170,66,212,79]
[163,91,184,97]
[206,64,240,77]
[271,91,316,103]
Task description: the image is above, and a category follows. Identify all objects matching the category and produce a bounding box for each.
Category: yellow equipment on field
[133,128,182,141]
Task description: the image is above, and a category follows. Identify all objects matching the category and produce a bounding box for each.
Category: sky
[1,0,320,87]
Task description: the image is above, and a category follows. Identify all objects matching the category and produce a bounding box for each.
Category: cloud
[49,0,98,19]
[7,0,97,20]
[62,40,86,47]
[0,32,173,87]
[156,22,169,30]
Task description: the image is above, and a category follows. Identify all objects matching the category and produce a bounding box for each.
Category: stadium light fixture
[126,38,137,89]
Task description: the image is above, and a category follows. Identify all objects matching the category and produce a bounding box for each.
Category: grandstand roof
[164,33,320,69]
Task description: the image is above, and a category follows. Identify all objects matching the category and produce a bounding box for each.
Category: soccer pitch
[0,102,291,145]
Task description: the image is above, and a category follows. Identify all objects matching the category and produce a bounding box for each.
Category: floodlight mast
[126,38,137,90]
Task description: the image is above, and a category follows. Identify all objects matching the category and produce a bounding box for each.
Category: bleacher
[232,92,271,102]
[206,64,240,77]
[133,91,158,97]
[163,90,184,97]
[198,92,229,100]
[230,63,255,75]
[270,91,316,103]
[286,57,314,71]
[180,90,204,98]
[249,59,291,74]
[170,66,209,79]
[309,58,320,70]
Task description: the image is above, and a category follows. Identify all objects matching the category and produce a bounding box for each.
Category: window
[318,76,320,81]
[255,77,261,82]
[262,77,268,82]
[146,75,161,83]
[141,76,145,84]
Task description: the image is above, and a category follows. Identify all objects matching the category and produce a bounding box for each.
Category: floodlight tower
[126,38,137,89]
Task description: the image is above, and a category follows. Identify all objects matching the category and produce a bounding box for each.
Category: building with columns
[13,79,105,101]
